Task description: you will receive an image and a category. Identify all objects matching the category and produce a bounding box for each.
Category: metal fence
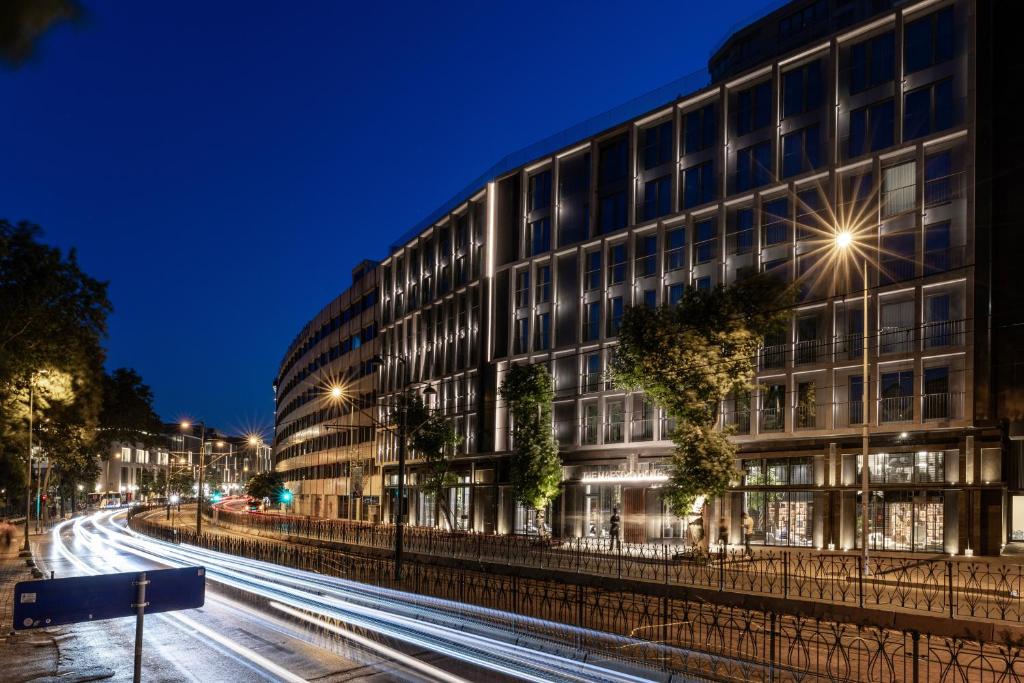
[205,506,1024,626]
[129,510,1024,682]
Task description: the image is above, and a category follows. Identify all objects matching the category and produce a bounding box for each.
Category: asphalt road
[33,511,674,683]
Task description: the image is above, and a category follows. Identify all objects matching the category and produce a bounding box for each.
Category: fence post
[783,551,789,598]
[947,560,955,619]
[768,611,777,683]
[911,630,920,683]
[858,558,865,609]
[719,546,725,591]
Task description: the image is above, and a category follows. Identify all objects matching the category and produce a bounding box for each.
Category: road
[36,510,678,683]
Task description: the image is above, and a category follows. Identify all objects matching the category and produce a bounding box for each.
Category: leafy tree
[167,468,194,497]
[245,471,285,502]
[394,394,462,529]
[95,368,165,451]
[500,364,562,536]
[610,274,792,516]
[0,0,83,67]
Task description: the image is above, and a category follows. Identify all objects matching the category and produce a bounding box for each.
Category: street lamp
[180,421,207,534]
[370,354,436,581]
[833,230,871,575]
[22,369,47,553]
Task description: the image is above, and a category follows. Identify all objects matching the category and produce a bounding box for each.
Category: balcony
[795,402,826,430]
[760,344,787,370]
[834,400,865,428]
[631,418,655,441]
[794,339,829,365]
[879,326,914,355]
[727,229,754,255]
[580,422,598,446]
[881,184,915,218]
[762,222,788,247]
[923,391,962,421]
[722,408,751,435]
[924,244,966,275]
[604,421,625,444]
[924,171,965,207]
[923,319,965,349]
[835,333,864,361]
[694,238,718,265]
[759,406,785,433]
[879,395,914,423]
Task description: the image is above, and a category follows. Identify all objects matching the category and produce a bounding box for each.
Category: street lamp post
[180,421,207,535]
[22,374,35,552]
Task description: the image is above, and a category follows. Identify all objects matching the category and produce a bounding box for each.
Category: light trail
[65,509,686,682]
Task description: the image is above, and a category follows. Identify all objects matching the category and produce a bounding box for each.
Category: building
[285,0,1024,555]
[95,438,170,501]
[273,261,381,520]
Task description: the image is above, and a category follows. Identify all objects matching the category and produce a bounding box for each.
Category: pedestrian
[609,507,621,551]
[717,517,729,549]
[742,511,755,557]
[1,520,12,549]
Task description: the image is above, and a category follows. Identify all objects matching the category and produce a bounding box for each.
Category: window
[643,288,657,309]
[924,150,959,206]
[861,452,945,485]
[778,0,827,41]
[529,170,551,212]
[696,276,712,292]
[848,99,894,157]
[535,264,551,303]
[515,270,530,308]
[665,227,686,272]
[640,120,673,170]
[880,370,914,422]
[534,312,551,350]
[782,60,823,118]
[584,250,601,290]
[796,381,818,427]
[904,79,954,141]
[559,152,590,245]
[924,221,953,273]
[849,31,895,94]
[849,375,865,424]
[924,293,954,348]
[641,175,672,221]
[880,232,916,284]
[582,404,599,444]
[736,141,772,192]
[529,217,551,255]
[858,490,944,552]
[667,283,685,306]
[635,234,657,277]
[605,400,625,443]
[904,6,954,75]
[882,161,916,217]
[584,353,601,392]
[742,490,815,547]
[583,301,601,342]
[782,124,821,178]
[695,217,717,264]
[598,135,630,234]
[761,384,785,432]
[607,296,624,336]
[514,318,529,355]
[924,366,951,419]
[682,161,715,208]
[683,103,716,155]
[763,197,789,246]
[880,299,914,354]
[608,243,627,285]
[736,81,772,136]
[796,188,822,241]
[729,207,754,254]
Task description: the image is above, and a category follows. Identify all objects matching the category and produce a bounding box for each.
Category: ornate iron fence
[128,510,1024,682]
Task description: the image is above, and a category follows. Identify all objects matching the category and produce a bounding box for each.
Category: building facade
[285,0,1023,555]
[273,261,381,520]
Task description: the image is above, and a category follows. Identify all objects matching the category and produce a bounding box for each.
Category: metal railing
[880,395,915,423]
[924,171,965,207]
[758,406,785,433]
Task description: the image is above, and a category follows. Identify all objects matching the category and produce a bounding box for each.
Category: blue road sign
[13,566,205,630]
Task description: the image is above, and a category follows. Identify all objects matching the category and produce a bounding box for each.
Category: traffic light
[279,489,292,504]
[210,491,223,503]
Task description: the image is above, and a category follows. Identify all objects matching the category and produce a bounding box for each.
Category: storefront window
[419,491,436,528]
[858,452,946,484]
[515,501,552,536]
[1011,495,1024,542]
[584,484,620,540]
[743,491,815,547]
[449,477,470,530]
[857,490,944,552]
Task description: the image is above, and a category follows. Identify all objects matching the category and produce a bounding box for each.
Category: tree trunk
[41,466,52,526]
[535,505,549,539]
[438,491,454,531]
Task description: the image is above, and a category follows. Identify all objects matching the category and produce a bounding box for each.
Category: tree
[395,394,462,530]
[95,368,165,452]
[167,469,194,497]
[610,274,792,517]
[245,471,285,502]
[500,364,562,537]
[0,0,83,67]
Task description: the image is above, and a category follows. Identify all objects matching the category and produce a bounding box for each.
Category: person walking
[609,507,621,552]
[717,517,729,549]
[742,511,755,557]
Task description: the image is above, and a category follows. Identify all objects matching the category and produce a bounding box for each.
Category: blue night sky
[1,1,767,434]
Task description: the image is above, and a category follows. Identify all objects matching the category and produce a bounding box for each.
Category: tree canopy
[0,0,83,67]
[500,364,562,532]
[610,274,792,516]
[245,471,285,502]
[393,393,462,529]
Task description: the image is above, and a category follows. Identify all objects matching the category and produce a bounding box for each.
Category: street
[31,510,671,683]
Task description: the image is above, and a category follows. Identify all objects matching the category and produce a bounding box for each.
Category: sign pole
[132,572,149,683]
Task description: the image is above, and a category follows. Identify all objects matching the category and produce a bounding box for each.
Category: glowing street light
[329,385,344,400]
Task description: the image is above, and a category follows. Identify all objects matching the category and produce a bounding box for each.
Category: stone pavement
[0,523,114,683]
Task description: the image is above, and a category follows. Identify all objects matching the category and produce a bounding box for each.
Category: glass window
[535,264,551,303]
[640,120,673,170]
[729,207,754,254]
[665,227,686,272]
[849,99,894,157]
[736,141,772,192]
[643,288,657,309]
[850,31,895,94]
[608,243,627,285]
[583,301,601,342]
[923,366,951,419]
[581,405,600,445]
[585,250,601,290]
[763,197,789,246]
[667,283,684,306]
[904,6,955,75]
[598,135,630,235]
[880,299,914,354]
[584,353,601,392]
[880,232,916,284]
[924,221,953,274]
[534,312,551,350]
[904,79,955,141]
[782,124,821,178]
[529,217,551,256]
[607,296,624,336]
[605,400,625,443]
[683,103,717,155]
[696,276,711,292]
[858,490,944,552]
[558,152,591,245]
[880,370,914,422]
[641,175,672,221]
[882,161,916,217]
[695,218,717,264]
[743,490,815,547]
[528,170,551,212]
[782,60,823,118]
[737,81,772,136]
[635,233,657,277]
[514,317,529,354]
[515,270,530,308]
[924,150,959,206]
[682,160,715,209]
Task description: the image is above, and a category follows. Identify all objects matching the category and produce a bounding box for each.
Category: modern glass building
[278,0,1024,555]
